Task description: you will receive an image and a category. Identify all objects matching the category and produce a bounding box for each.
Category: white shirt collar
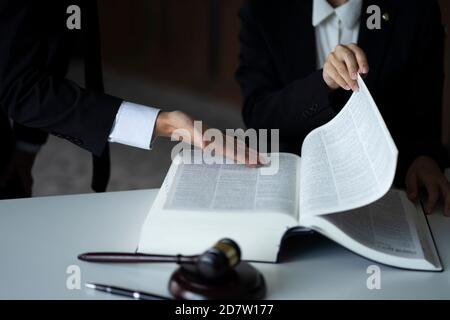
[312,0,363,29]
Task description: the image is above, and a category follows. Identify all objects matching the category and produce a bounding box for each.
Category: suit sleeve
[235,0,337,142]
[0,0,122,157]
[13,123,49,146]
[396,1,449,181]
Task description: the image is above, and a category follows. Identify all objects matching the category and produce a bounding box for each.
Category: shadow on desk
[278,232,334,263]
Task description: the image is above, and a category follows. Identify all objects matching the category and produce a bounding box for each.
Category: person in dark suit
[236,0,450,215]
[0,0,108,199]
[0,0,262,199]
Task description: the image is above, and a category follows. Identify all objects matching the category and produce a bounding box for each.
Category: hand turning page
[299,75,399,217]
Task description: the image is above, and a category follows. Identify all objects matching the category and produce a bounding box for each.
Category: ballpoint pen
[85,283,171,300]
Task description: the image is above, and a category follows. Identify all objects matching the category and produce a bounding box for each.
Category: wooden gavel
[78,238,241,280]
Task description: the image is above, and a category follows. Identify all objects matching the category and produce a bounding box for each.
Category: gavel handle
[78,252,196,264]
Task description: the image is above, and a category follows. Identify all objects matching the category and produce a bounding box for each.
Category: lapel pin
[382,13,390,22]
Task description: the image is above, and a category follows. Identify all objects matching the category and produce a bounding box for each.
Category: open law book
[138,77,442,271]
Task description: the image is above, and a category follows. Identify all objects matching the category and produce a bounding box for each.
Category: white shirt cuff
[108,101,160,150]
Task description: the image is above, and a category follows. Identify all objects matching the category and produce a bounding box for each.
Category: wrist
[155,112,173,138]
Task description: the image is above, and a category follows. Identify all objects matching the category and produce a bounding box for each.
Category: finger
[168,112,205,149]
[258,154,270,166]
[347,43,369,74]
[424,180,440,214]
[174,127,202,150]
[438,180,450,216]
[444,193,450,217]
[333,47,359,90]
[227,136,268,167]
[189,120,209,149]
[335,45,360,81]
[324,61,351,91]
[191,126,205,149]
[405,172,419,200]
[329,52,358,91]
[236,138,261,167]
[219,135,250,166]
[248,148,265,167]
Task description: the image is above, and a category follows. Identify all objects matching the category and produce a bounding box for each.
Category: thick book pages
[138,153,302,262]
[301,189,442,271]
[138,76,442,271]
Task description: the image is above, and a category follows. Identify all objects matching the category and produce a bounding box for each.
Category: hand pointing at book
[154,111,267,167]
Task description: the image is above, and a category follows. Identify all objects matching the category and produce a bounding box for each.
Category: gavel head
[195,238,242,280]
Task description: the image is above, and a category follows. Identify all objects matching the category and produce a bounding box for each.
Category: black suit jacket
[236,0,449,185]
[0,0,122,191]
[0,0,121,158]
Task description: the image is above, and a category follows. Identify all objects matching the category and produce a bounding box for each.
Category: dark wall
[439,0,450,145]
[98,0,242,103]
[98,0,450,143]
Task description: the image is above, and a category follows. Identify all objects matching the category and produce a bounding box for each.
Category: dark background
[98,0,450,143]
[31,0,450,197]
[99,0,243,103]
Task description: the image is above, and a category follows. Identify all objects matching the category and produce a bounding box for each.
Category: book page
[300,76,398,217]
[301,189,442,270]
[323,190,423,259]
[137,153,302,262]
[164,153,300,217]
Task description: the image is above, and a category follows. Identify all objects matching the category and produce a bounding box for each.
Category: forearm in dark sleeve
[0,0,122,156]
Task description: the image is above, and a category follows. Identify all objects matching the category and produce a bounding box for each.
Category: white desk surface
[1,174,450,300]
